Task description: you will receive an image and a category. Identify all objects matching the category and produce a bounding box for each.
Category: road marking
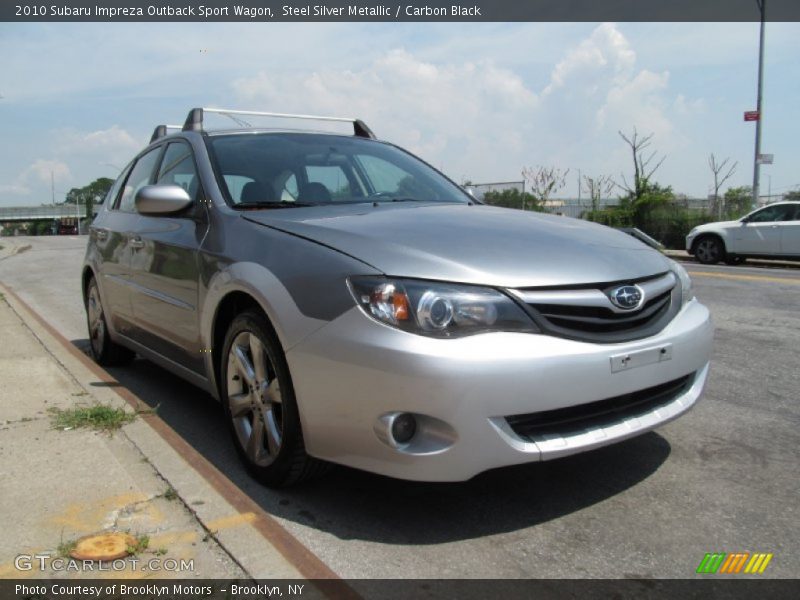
[0,284,360,597]
[688,271,800,285]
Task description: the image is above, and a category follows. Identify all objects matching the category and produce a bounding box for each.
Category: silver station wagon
[83,108,713,486]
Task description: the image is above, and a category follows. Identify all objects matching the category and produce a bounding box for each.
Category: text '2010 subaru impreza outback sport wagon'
[83,108,713,487]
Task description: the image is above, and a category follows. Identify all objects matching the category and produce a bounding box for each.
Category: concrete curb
[0,284,346,584]
[664,249,800,270]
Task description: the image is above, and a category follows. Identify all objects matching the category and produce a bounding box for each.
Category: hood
[694,219,741,231]
[244,203,672,288]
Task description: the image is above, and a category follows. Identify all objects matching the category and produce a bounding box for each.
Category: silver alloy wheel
[695,238,721,263]
[226,331,283,467]
[87,284,105,357]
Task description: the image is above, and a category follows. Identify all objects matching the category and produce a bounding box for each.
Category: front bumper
[286,298,713,481]
[686,232,697,253]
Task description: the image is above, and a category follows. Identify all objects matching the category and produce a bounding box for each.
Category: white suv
[686,201,800,265]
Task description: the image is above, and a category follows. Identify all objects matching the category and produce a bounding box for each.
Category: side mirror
[135,185,192,215]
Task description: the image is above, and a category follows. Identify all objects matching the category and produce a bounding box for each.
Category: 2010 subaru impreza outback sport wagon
[82,108,713,487]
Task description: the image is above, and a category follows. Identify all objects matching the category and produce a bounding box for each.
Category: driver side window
[116,147,161,212]
[157,142,201,201]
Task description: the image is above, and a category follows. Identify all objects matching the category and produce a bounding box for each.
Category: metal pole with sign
[752,0,766,208]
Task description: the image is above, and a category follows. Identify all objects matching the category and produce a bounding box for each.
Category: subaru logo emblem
[609,285,643,310]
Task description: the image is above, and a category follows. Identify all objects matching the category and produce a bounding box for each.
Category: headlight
[348,277,538,337]
[670,260,694,306]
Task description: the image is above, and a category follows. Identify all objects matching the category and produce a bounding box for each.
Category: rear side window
[117,147,162,212]
[157,142,201,201]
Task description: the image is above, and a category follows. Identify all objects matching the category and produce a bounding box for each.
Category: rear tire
[85,277,136,366]
[220,310,326,487]
[694,236,724,265]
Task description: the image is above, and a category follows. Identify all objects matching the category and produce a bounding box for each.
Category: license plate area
[610,344,672,373]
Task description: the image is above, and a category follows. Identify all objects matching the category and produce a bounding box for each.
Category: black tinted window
[117,147,161,212]
[749,204,794,223]
[207,133,468,207]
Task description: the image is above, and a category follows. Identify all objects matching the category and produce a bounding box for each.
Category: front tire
[220,310,325,487]
[85,277,135,366]
[694,236,724,265]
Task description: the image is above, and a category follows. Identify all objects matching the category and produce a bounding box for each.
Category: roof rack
[149,124,182,143]
[181,107,376,139]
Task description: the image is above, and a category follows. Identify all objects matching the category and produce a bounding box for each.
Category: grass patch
[126,535,149,555]
[163,487,178,502]
[49,405,136,432]
[57,539,77,559]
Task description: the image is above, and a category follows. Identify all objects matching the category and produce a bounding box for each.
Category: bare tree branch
[581,174,615,211]
[521,166,570,210]
[708,153,738,219]
[614,128,666,202]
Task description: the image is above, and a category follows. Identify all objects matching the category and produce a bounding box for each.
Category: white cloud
[229,24,694,186]
[231,47,539,177]
[20,159,72,186]
[0,183,31,196]
[55,125,141,161]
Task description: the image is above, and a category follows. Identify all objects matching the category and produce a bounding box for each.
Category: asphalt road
[1,235,798,579]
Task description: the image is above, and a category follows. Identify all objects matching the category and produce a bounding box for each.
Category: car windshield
[206,133,470,208]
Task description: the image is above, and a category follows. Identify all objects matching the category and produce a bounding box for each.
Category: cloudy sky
[1,21,798,207]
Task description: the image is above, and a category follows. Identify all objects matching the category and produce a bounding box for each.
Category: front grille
[506,373,694,441]
[511,272,680,343]
[535,290,671,333]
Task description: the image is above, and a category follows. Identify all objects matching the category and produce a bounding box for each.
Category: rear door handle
[130,236,145,249]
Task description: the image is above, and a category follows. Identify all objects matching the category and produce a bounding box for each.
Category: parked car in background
[686,201,800,265]
[83,107,713,487]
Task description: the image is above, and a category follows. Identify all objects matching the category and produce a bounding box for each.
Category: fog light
[391,413,417,444]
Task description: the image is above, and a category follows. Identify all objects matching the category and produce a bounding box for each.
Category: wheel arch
[691,231,728,255]
[210,290,269,397]
[81,265,97,304]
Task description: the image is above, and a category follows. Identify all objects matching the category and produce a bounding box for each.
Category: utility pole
[752,0,766,208]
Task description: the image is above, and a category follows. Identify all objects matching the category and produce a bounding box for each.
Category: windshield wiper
[234,201,316,209]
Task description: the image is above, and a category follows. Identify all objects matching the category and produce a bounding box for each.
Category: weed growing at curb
[49,405,136,432]
[57,538,77,559]
[163,487,178,501]
[126,535,149,555]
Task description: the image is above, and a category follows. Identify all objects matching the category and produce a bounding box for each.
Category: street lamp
[751,0,767,208]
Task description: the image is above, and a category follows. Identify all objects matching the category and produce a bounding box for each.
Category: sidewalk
[0,290,307,580]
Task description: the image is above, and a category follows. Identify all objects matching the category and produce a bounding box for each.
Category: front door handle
[130,236,145,249]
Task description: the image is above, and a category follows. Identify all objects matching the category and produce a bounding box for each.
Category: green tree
[783,190,800,201]
[65,177,114,214]
[723,186,753,218]
[482,188,543,211]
